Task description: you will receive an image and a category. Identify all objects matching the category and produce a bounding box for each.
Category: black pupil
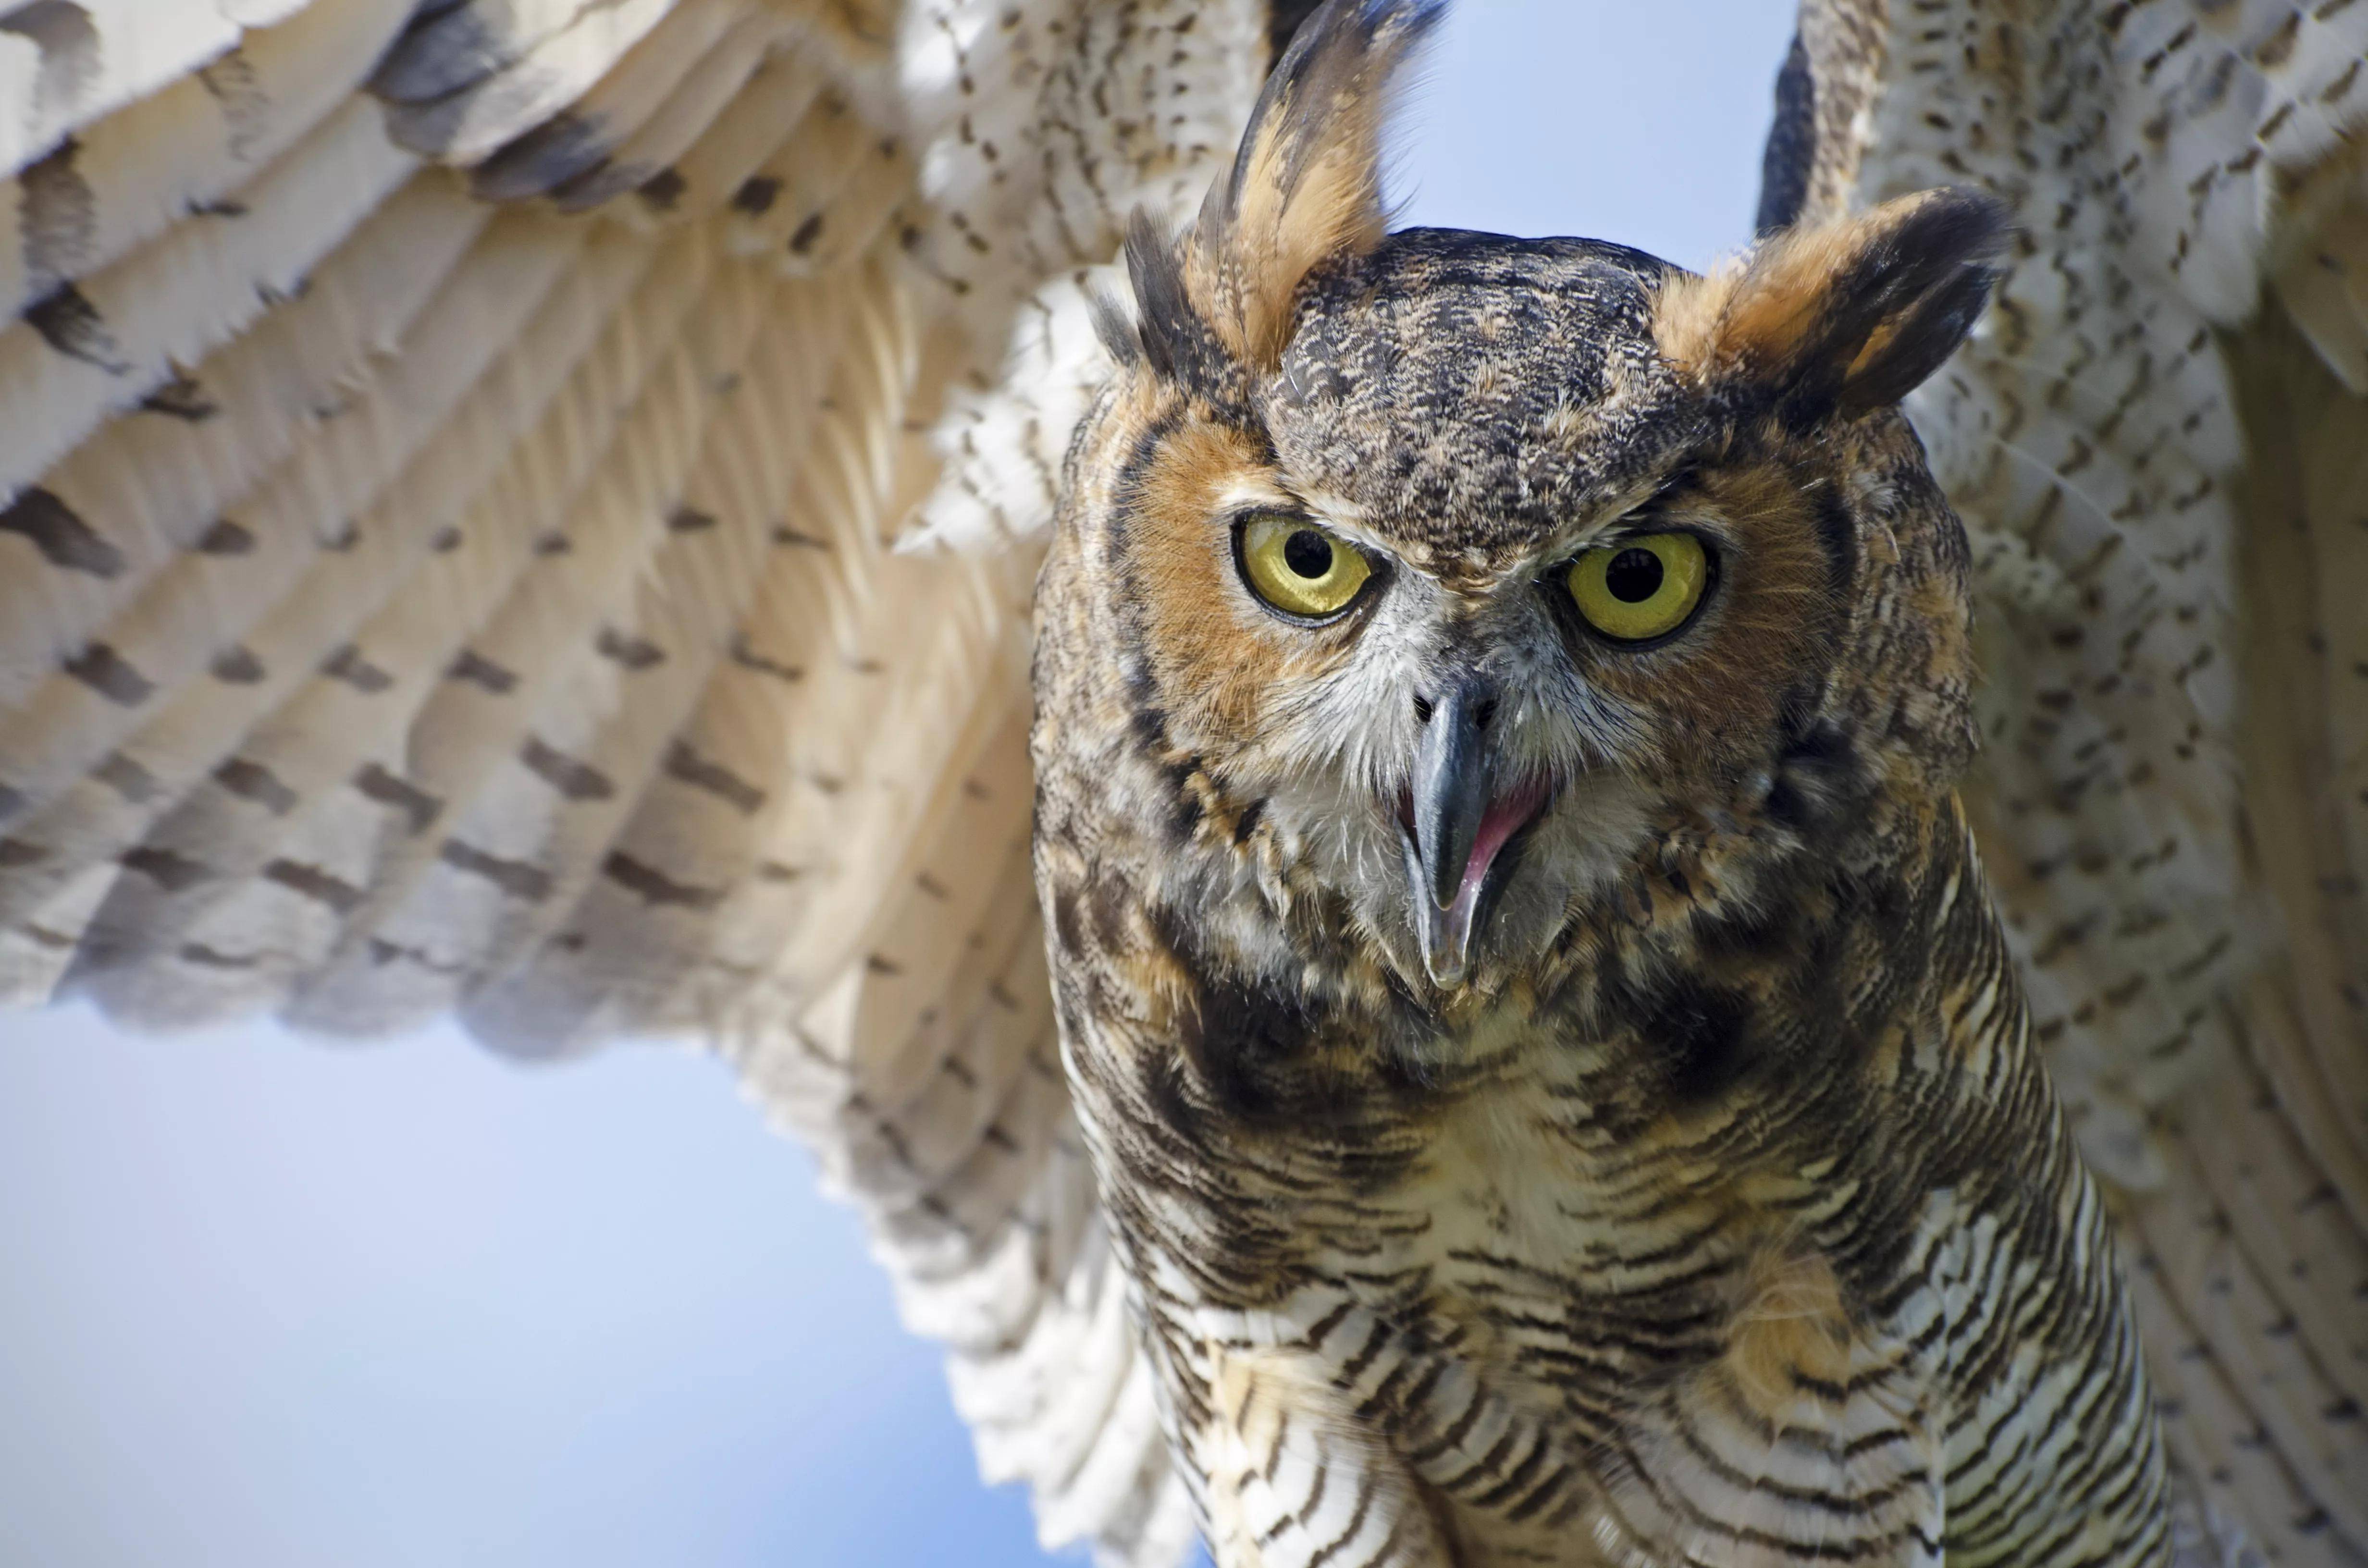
[1604,547,1665,603]
[1282,529,1334,579]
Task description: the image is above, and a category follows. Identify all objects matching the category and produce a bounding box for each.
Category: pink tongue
[1451,778,1548,913]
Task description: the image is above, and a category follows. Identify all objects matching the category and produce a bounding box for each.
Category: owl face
[1042,1,1999,1007]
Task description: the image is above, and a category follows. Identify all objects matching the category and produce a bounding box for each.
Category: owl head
[1040,0,2005,1007]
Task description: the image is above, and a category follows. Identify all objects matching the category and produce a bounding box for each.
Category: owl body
[5,0,2357,1563]
[1030,24,2172,1560]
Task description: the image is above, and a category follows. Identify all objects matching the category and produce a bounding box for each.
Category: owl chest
[1140,1039,1768,1428]
[1078,962,2168,1568]
[1080,991,1992,1567]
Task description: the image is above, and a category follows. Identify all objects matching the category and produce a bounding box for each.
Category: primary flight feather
[0,1,2360,1564]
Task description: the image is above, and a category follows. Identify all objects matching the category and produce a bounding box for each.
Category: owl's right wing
[0,3,1292,1561]
[1768,4,2368,1562]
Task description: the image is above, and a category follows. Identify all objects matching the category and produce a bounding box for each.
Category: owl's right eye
[1237,515,1375,621]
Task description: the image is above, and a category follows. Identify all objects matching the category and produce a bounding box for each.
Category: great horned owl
[0,0,2363,1565]
[1036,8,2157,1561]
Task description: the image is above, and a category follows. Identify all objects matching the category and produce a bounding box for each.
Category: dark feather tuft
[1089,287,1143,369]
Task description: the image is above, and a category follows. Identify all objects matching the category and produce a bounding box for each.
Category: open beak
[1396,678,1547,987]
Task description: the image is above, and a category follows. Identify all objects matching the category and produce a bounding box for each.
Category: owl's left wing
[1768,4,2368,1561]
[0,3,1288,1561]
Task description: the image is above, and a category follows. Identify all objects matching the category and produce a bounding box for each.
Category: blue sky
[0,6,1796,1565]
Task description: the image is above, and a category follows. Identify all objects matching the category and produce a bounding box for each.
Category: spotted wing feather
[1778,3,2368,1559]
[0,2,1275,1562]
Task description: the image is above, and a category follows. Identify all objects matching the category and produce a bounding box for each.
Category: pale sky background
[0,5,1799,1565]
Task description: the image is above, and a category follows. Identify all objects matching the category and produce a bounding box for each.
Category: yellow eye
[1566,532,1710,642]
[1239,515,1373,620]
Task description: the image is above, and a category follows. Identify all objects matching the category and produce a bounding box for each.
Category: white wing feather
[0,2,1273,1562]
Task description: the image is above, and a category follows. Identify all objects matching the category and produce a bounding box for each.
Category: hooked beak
[1396,678,1548,988]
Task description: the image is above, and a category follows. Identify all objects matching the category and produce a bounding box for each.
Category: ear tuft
[1090,286,1143,368]
[1123,211,1185,378]
[1657,187,2011,418]
[1187,0,1446,371]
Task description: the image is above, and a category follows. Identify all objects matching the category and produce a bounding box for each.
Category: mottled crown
[1104,0,2006,581]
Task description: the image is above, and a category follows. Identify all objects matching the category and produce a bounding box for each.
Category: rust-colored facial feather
[1564,458,1854,785]
[1116,417,1359,751]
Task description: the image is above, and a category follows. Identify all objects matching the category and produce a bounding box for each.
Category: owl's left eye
[1565,531,1711,643]
[1237,515,1374,621]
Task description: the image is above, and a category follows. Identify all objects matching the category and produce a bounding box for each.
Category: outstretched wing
[0,2,1278,1559]
[1771,3,2368,1560]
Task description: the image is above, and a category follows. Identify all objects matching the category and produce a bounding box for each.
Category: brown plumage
[1037,11,2159,1560]
[2,1,2363,1564]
